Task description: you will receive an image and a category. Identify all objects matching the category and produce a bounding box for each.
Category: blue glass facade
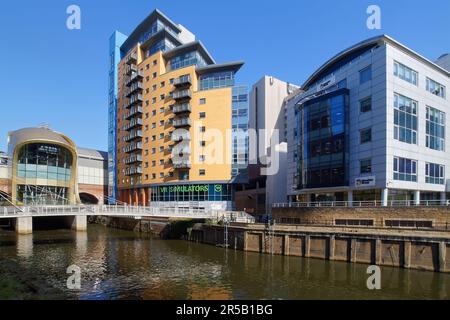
[108,31,127,204]
[199,71,235,91]
[169,51,208,71]
[296,89,349,189]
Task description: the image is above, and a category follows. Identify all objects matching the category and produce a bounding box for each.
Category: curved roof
[163,41,215,65]
[8,127,77,152]
[303,34,450,89]
[77,147,108,161]
[196,61,245,75]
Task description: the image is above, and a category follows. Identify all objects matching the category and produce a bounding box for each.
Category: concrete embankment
[190,223,450,273]
[91,216,204,239]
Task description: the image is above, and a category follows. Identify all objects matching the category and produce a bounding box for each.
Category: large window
[170,51,207,71]
[426,78,446,98]
[359,66,372,84]
[394,93,418,144]
[360,159,372,174]
[426,106,445,151]
[17,143,73,181]
[360,97,372,113]
[199,71,235,91]
[394,61,418,85]
[393,157,417,182]
[425,163,445,185]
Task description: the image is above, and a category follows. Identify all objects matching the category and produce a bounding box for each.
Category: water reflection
[0,225,449,300]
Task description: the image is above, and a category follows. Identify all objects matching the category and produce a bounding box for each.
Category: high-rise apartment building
[286,35,450,205]
[109,9,248,210]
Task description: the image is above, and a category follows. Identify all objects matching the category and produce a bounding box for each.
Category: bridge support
[65,215,87,232]
[16,217,33,235]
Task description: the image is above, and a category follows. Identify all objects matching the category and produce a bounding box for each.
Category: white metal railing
[0,204,255,223]
[273,200,450,208]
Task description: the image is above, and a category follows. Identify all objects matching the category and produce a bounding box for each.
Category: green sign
[158,184,223,194]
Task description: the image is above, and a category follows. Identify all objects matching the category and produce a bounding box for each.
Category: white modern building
[286,35,450,205]
[236,76,299,215]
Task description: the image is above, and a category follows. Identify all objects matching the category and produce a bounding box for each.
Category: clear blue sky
[0,0,449,152]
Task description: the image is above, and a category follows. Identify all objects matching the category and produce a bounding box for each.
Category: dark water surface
[0,225,449,300]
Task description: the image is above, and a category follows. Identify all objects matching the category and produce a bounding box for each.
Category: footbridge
[0,204,255,234]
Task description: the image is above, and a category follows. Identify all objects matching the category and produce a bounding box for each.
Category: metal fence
[273,200,450,208]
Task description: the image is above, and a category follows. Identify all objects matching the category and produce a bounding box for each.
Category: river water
[0,225,449,300]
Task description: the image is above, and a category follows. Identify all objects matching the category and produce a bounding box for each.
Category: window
[152,135,156,141]
[159,146,164,152]
[160,81,165,88]
[199,155,206,162]
[199,71,235,90]
[152,84,157,91]
[152,161,156,167]
[199,98,206,105]
[152,110,156,116]
[146,64,150,70]
[426,106,445,151]
[200,141,206,147]
[170,78,174,84]
[393,157,417,182]
[425,163,445,185]
[394,93,418,144]
[160,107,165,114]
[152,148,156,154]
[152,123,156,129]
[360,159,372,174]
[153,60,157,66]
[159,133,164,140]
[152,174,156,179]
[159,120,165,127]
[199,169,206,176]
[360,97,372,113]
[199,112,206,119]
[426,78,446,98]
[360,128,372,144]
[359,66,372,84]
[200,126,206,133]
[394,61,418,85]
[152,72,157,79]
[159,159,164,165]
[160,94,165,100]
[152,97,157,104]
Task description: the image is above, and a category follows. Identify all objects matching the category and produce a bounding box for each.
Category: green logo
[214,185,222,193]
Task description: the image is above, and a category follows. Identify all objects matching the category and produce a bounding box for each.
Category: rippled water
[0,225,449,300]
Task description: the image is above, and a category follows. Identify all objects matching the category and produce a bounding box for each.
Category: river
[0,225,449,300]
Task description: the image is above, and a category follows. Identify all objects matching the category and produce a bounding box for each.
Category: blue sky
[0,0,449,151]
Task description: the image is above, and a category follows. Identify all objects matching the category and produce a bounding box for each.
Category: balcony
[172,89,192,101]
[173,117,192,128]
[171,132,191,142]
[124,154,143,165]
[126,70,144,87]
[124,118,143,131]
[124,130,143,142]
[125,166,142,176]
[173,161,192,169]
[125,106,143,120]
[126,64,137,76]
[173,103,192,115]
[126,53,137,65]
[128,94,143,106]
[124,142,143,153]
[126,82,143,97]
[173,75,192,88]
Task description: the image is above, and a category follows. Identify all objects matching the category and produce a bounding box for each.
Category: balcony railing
[173,103,192,114]
[172,90,192,101]
[126,70,144,87]
[173,75,192,88]
[126,53,137,65]
[125,106,143,120]
[124,130,143,142]
[126,64,137,75]
[125,166,142,176]
[124,118,143,131]
[171,132,191,142]
[173,118,192,128]
[173,161,192,169]
[124,154,143,165]
[128,94,143,106]
[126,82,143,97]
[124,142,143,153]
